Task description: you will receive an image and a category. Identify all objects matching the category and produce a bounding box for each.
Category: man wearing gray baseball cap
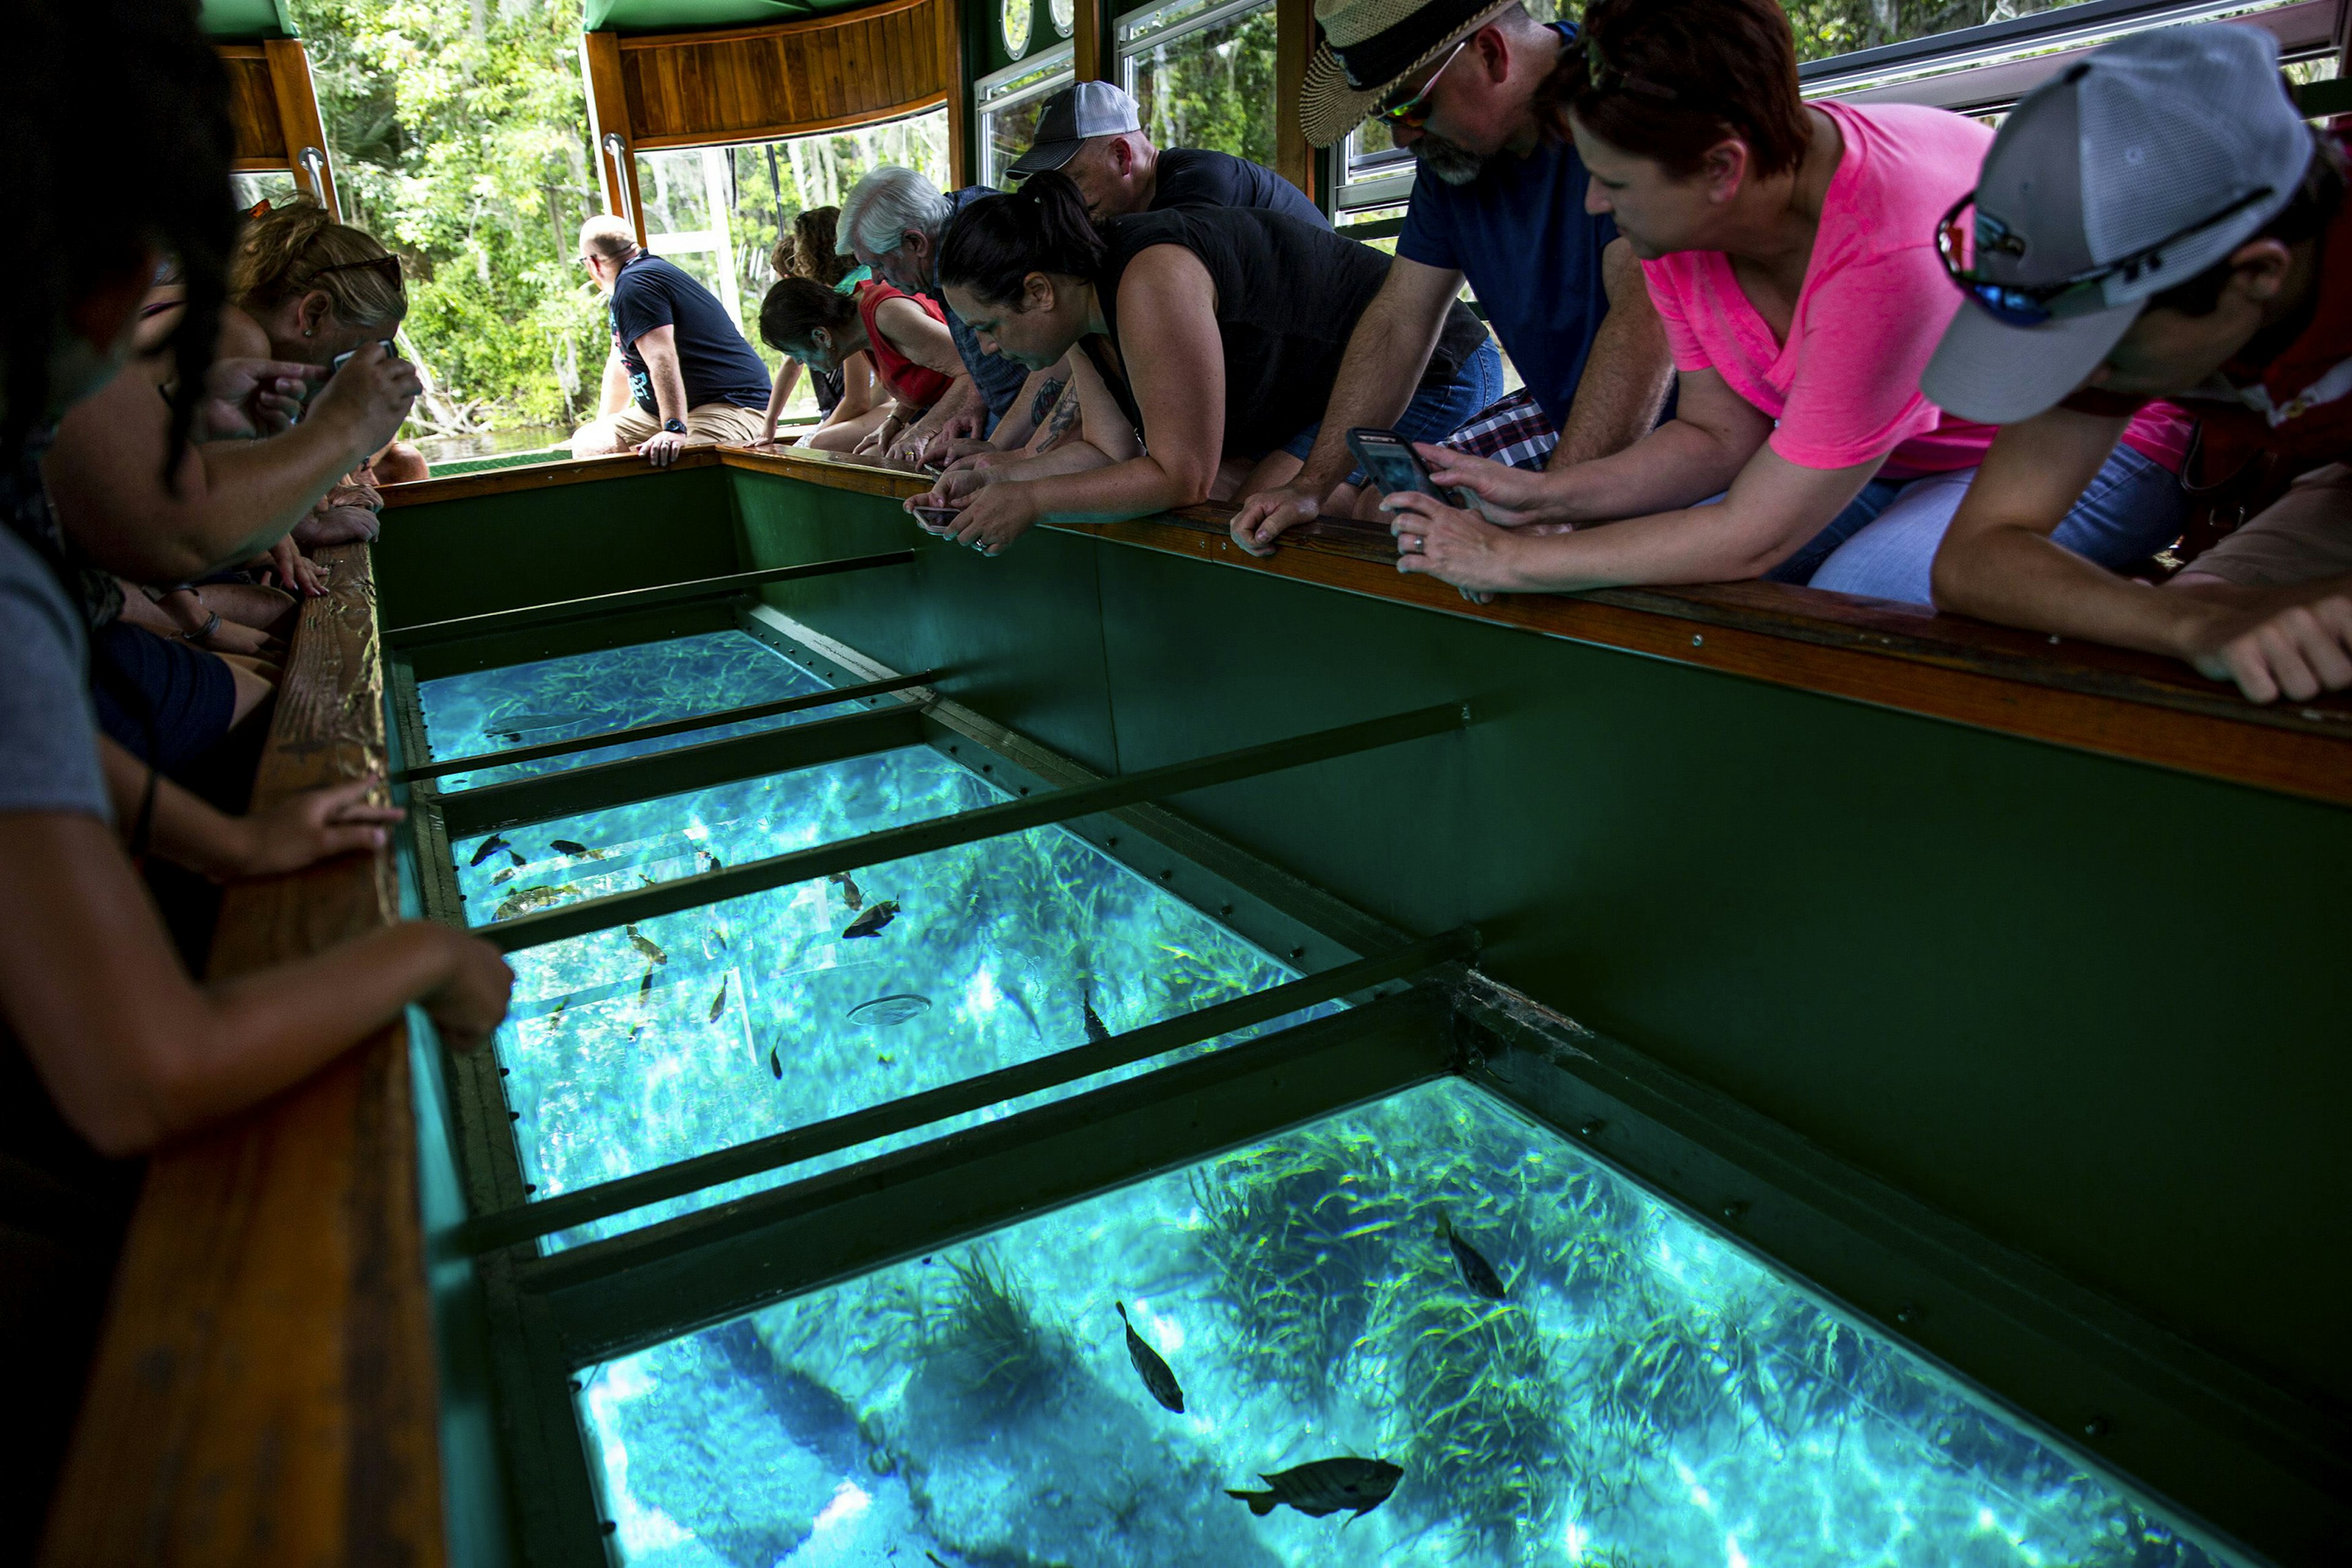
[1008,80,1327,228]
[1926,24,2352,704]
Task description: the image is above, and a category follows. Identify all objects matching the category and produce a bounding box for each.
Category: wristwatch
[662,417,688,435]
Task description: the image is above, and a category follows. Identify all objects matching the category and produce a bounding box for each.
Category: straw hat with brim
[1300,0,1521,148]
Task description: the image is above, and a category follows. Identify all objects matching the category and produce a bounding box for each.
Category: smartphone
[907,501,962,529]
[1346,427,1470,509]
[328,339,401,375]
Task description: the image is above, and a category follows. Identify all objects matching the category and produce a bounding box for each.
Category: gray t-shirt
[0,518,109,821]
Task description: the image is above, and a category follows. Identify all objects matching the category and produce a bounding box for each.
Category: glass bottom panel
[480,741,1326,1250]
[579,1079,2230,1568]
[417,630,855,791]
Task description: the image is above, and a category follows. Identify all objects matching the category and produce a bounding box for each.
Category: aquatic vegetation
[1374,1281,1562,1548]
[915,1248,1073,1419]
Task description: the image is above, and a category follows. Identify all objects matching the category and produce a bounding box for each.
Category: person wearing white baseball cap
[1927,24,2352,704]
[1008,80,1327,228]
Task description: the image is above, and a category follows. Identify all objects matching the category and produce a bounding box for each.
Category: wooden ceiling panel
[612,0,949,148]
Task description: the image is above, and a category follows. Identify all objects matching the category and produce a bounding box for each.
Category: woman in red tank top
[757,276,968,455]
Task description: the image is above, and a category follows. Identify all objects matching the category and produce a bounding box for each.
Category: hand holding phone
[906,499,962,530]
[1346,427,1473,510]
[329,339,402,376]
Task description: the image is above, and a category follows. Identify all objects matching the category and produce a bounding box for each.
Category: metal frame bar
[381,551,913,649]
[455,926,1477,1255]
[1795,0,2333,92]
[394,668,944,784]
[520,990,1454,1362]
[480,698,1474,952]
[431,702,929,840]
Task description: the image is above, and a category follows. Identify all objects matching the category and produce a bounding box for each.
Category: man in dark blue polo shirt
[570,216,771,467]
[1230,0,1674,553]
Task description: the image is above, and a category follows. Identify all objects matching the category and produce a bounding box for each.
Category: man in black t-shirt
[1009,81,1329,229]
[569,216,772,467]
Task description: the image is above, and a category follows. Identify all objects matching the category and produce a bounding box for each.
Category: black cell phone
[907,501,960,529]
[1345,427,1469,508]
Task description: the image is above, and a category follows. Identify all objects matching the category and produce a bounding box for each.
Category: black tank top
[1087,207,1488,458]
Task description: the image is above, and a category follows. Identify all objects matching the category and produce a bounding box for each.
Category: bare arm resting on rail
[1932,409,2352,704]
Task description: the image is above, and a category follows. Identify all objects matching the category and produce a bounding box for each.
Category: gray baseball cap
[1923,23,2315,425]
[1009,81,1144,176]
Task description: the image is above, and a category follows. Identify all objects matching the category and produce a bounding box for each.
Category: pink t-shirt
[1640,100,2189,479]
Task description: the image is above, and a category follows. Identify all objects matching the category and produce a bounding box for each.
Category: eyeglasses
[303,252,405,290]
[1374,39,1467,129]
[1936,184,2274,327]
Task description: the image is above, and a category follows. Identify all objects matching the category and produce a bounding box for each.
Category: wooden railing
[39,542,443,1568]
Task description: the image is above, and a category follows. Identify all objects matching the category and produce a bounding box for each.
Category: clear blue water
[579,1080,2230,1568]
[415,630,862,792]
[418,633,1338,1249]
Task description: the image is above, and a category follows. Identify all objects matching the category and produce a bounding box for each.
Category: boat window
[978,44,1077,189]
[1118,0,1280,169]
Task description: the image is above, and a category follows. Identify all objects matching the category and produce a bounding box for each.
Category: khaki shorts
[589,401,767,452]
[2181,462,2352,587]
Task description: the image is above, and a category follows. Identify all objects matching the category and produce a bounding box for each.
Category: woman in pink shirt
[1381,0,2190,605]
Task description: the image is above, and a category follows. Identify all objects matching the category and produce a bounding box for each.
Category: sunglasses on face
[1374,38,1468,130]
[1936,184,2274,327]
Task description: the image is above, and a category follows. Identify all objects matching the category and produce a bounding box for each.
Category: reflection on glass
[415,631,857,791]
[1125,4,1278,167]
[984,91,1060,189]
[581,1079,2232,1568]
[1783,0,2081,63]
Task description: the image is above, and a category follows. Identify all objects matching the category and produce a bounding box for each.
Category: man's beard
[1412,132,1486,185]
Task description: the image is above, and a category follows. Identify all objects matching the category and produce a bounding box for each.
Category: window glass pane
[1125,3,1279,167]
[982,88,1066,189]
[1784,0,2073,62]
[580,1078,2237,1567]
[231,171,301,211]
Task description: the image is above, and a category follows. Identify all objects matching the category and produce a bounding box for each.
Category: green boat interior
[34,0,2352,1563]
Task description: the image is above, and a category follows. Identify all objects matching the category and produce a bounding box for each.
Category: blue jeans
[1768,445,2188,605]
[1281,337,1507,478]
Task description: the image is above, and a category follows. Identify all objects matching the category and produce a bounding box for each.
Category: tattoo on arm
[1033,383,1084,454]
[1028,377,1065,429]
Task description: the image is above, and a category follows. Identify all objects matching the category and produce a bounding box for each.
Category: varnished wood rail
[39,542,444,1567]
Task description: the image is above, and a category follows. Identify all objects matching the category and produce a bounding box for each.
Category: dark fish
[469,834,510,867]
[703,851,725,873]
[638,968,655,997]
[551,839,589,855]
[709,975,729,1022]
[1083,997,1110,1044]
[841,899,901,940]
[508,848,526,867]
[829,870,864,910]
[769,1046,783,1079]
[627,925,669,965]
[927,1555,949,1567]
[1115,1302,1184,1414]
[712,923,728,950]
[1441,1212,1506,1300]
[1226,1457,1402,1521]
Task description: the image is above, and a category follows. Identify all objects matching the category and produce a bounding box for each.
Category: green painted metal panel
[374,465,742,629]
[200,0,292,39]
[717,467,2352,1422]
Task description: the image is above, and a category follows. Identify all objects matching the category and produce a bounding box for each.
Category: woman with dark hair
[908,170,1498,555]
[757,270,964,454]
[0,0,510,1539]
[1379,0,2193,606]
[755,206,883,444]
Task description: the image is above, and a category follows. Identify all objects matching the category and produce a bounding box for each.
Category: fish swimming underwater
[491,884,580,922]
[627,925,669,965]
[551,839,607,860]
[841,899,901,940]
[702,851,725,874]
[469,834,510,867]
[1441,1212,1507,1300]
[1115,1302,1185,1414]
[768,1046,783,1079]
[490,867,516,886]
[708,975,729,1022]
[1226,1458,1403,1521]
[1083,997,1110,1044]
[827,871,863,910]
[639,968,655,997]
[508,848,526,868]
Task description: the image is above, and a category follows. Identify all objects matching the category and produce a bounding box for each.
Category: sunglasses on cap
[1936,184,2273,327]
[1374,37,1468,130]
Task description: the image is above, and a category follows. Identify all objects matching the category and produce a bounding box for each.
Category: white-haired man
[835,168,1049,466]
[569,216,771,467]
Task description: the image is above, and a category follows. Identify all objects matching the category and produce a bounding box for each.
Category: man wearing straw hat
[1229,0,1673,554]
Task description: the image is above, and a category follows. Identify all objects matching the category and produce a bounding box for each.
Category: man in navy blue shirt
[570,216,772,467]
[1231,1,1673,554]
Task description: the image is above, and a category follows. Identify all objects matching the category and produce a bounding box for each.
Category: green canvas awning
[200,0,295,39]
[584,0,877,34]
